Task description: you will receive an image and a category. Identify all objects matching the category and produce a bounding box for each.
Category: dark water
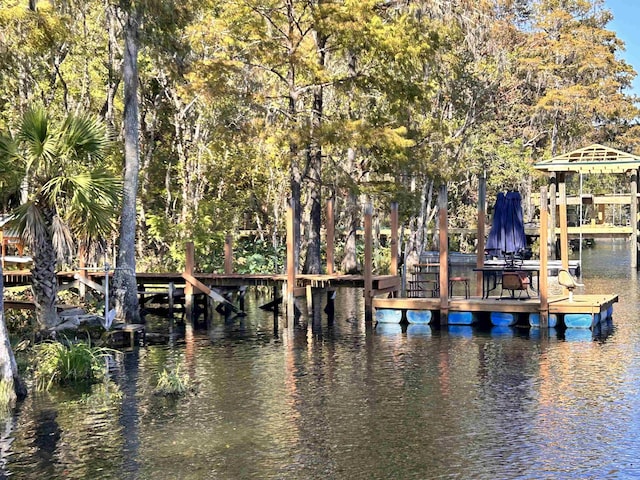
[3,241,640,479]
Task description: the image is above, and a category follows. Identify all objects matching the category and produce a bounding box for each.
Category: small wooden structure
[0,215,26,268]
[534,143,640,268]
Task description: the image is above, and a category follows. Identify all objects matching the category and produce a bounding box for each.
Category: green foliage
[233,239,285,274]
[33,340,114,390]
[0,380,16,417]
[154,366,191,396]
[373,245,391,275]
[1,0,638,275]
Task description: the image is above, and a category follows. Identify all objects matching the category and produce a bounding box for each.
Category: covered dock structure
[533,143,640,268]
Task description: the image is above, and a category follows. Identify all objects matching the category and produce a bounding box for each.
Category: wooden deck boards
[373,294,618,316]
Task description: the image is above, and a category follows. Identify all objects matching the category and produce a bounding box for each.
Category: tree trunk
[341,51,361,274]
[30,213,59,330]
[102,0,121,129]
[341,148,360,274]
[303,31,325,273]
[113,3,141,323]
[285,0,302,272]
[0,264,27,404]
[302,22,326,274]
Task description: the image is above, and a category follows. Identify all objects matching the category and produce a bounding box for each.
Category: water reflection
[4,241,640,478]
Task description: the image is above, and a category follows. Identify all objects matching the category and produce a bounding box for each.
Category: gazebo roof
[534,143,640,174]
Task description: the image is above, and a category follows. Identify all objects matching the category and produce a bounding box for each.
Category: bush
[154,366,192,396]
[33,340,114,391]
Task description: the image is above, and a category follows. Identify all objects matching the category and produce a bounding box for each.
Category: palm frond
[0,135,23,191]
[42,170,122,239]
[60,114,109,163]
[19,108,59,173]
[9,202,49,249]
[51,215,75,262]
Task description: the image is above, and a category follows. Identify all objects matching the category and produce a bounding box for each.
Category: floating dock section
[372,294,618,329]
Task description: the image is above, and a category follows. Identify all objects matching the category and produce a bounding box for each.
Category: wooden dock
[3,268,401,313]
[3,270,399,291]
[373,294,618,328]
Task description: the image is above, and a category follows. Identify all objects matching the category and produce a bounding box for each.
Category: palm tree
[0,108,121,329]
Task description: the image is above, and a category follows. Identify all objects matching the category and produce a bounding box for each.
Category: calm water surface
[3,241,640,479]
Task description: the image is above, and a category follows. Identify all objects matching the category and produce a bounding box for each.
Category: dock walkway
[373,294,618,328]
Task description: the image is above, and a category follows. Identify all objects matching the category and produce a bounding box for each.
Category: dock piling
[364,203,373,322]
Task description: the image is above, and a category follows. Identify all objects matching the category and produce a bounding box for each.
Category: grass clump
[33,340,114,391]
[0,380,16,417]
[154,367,192,396]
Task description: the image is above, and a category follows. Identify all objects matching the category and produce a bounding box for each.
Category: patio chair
[500,271,530,299]
[558,268,584,302]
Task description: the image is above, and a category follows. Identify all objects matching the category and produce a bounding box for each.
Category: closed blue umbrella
[486,191,526,257]
[486,192,506,257]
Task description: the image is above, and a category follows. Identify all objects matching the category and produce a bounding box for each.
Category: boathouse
[534,143,640,268]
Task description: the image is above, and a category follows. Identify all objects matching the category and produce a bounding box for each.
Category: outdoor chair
[449,275,470,298]
[407,264,440,298]
[558,268,584,302]
[500,271,530,299]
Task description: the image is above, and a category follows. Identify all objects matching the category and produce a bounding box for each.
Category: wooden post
[184,242,195,317]
[78,241,87,301]
[549,172,557,260]
[286,201,295,328]
[539,187,549,328]
[630,170,638,269]
[390,201,399,277]
[168,282,175,314]
[438,184,449,325]
[0,229,4,268]
[558,173,569,273]
[476,174,486,297]
[224,234,233,274]
[364,204,373,322]
[326,199,335,275]
[238,286,246,313]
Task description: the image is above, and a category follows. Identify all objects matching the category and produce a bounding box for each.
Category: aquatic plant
[154,367,191,396]
[0,379,16,417]
[33,340,114,390]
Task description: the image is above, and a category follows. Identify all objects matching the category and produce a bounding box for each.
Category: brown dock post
[286,201,295,328]
[185,241,195,319]
[549,172,557,260]
[558,173,569,274]
[390,202,399,278]
[476,174,486,297]
[326,199,335,275]
[438,184,449,325]
[631,170,638,269]
[364,203,373,322]
[326,289,335,325]
[238,286,246,313]
[539,187,549,329]
[168,281,175,314]
[224,234,233,274]
[306,285,313,311]
[78,241,87,301]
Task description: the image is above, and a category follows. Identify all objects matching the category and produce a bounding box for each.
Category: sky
[606,0,640,95]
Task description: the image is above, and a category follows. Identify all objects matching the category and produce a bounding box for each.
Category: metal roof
[533,144,640,174]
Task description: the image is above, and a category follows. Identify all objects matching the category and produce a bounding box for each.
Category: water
[3,241,640,479]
